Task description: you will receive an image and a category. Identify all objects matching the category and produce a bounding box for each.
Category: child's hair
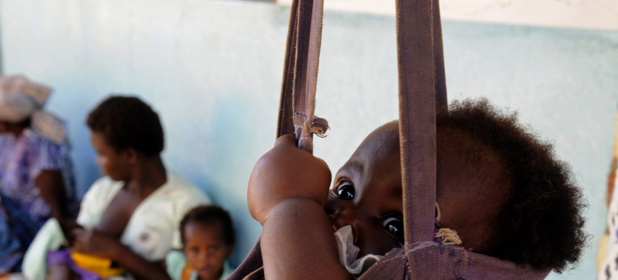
[180,205,236,247]
[436,98,587,272]
[86,96,164,157]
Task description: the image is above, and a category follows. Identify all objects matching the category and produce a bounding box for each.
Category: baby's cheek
[359,227,402,257]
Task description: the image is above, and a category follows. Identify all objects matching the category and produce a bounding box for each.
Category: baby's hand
[248,134,332,225]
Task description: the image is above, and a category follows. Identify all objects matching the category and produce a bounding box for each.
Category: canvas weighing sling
[229,0,551,278]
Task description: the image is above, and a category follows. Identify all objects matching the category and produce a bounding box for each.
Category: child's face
[326,122,403,258]
[182,222,231,280]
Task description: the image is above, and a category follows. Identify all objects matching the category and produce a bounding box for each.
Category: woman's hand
[248,134,332,225]
[72,228,119,259]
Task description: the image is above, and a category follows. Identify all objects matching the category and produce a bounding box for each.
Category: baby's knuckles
[248,135,332,224]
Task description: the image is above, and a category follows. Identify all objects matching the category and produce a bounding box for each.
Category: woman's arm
[72,229,171,280]
[36,170,79,244]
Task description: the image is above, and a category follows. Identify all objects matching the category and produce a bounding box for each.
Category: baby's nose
[328,207,360,243]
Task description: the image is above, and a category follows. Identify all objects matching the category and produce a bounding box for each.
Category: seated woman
[0,75,77,274]
[23,96,211,280]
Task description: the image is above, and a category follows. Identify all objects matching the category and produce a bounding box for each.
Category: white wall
[277,0,618,30]
[1,0,617,278]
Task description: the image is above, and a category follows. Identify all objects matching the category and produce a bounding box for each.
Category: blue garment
[0,129,76,273]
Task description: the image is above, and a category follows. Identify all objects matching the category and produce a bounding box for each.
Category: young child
[166,205,235,280]
[246,98,587,279]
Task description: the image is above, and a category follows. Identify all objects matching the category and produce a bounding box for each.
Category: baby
[166,205,236,280]
[247,98,586,279]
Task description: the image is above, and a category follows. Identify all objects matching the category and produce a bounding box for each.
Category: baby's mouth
[333,225,382,277]
[199,266,212,275]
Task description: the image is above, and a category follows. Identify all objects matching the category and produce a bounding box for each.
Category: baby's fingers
[274,134,297,148]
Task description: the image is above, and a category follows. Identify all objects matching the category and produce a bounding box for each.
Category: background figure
[23,95,211,280]
[597,108,618,279]
[0,75,76,273]
[166,205,236,280]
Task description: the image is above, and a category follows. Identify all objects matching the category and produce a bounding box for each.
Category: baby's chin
[196,266,220,280]
[334,225,383,278]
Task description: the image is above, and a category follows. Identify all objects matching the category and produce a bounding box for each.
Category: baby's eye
[335,180,355,200]
[382,216,404,243]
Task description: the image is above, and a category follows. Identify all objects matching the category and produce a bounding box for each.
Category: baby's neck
[196,269,224,280]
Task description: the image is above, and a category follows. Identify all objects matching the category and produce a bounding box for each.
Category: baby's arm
[248,135,350,280]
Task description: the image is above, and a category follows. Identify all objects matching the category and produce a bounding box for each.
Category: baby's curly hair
[436,98,587,272]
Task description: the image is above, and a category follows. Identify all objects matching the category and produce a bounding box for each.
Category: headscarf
[0,75,68,145]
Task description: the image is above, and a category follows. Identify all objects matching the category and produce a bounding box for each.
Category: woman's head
[0,76,51,136]
[87,96,164,157]
[180,205,235,280]
[87,96,164,179]
[0,75,51,123]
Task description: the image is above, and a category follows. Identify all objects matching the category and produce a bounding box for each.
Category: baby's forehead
[184,220,222,235]
[353,123,400,159]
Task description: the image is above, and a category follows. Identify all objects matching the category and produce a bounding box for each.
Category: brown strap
[276,0,325,153]
[397,0,446,247]
[432,0,447,109]
[276,0,299,138]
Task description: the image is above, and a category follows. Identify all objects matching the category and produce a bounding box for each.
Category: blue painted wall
[1,0,617,278]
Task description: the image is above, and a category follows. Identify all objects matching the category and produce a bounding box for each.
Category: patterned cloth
[0,129,75,273]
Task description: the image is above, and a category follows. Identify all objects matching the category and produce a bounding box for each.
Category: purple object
[47,250,104,280]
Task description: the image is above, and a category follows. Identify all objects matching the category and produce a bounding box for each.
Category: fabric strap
[276,0,325,154]
[397,0,444,246]
[275,0,447,272]
[276,0,446,245]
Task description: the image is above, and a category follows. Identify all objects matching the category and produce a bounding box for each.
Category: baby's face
[326,122,403,258]
[183,222,230,280]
